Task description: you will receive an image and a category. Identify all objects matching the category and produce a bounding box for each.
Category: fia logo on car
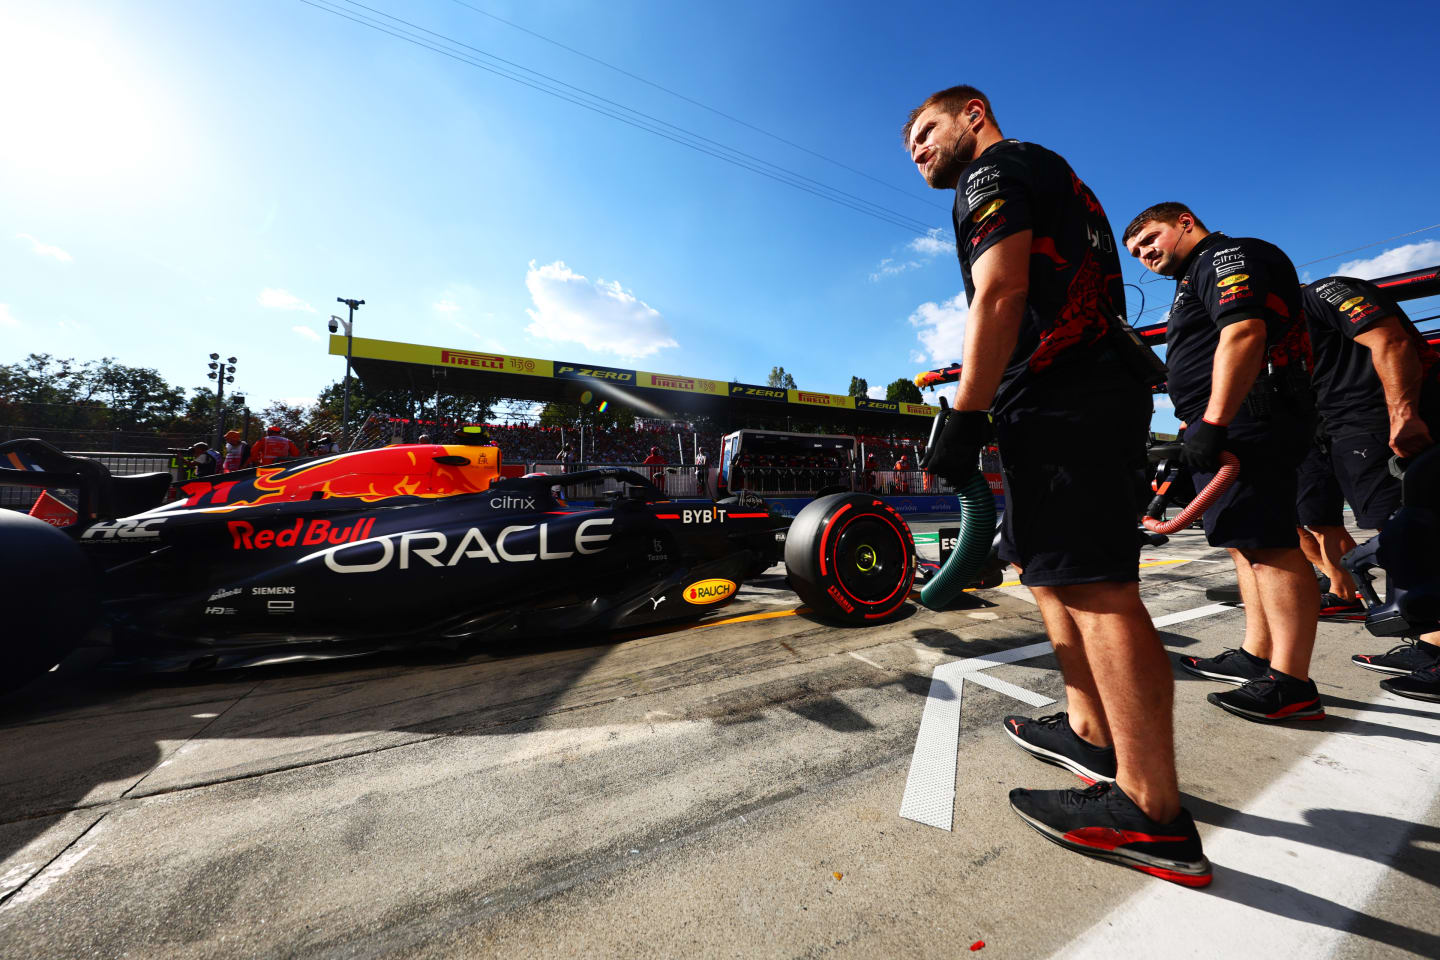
[683,579,736,605]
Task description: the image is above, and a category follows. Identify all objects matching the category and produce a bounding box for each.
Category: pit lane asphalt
[1,523,1437,959]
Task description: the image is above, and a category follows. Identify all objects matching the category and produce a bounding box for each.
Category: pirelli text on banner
[787,390,856,410]
[900,402,938,417]
[637,372,724,394]
[330,334,555,378]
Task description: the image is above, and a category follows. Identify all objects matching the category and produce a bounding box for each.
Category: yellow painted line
[973,556,1192,591]
[665,559,1197,635]
[687,607,804,630]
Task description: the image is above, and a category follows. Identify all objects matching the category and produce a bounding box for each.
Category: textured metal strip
[898,664,963,830]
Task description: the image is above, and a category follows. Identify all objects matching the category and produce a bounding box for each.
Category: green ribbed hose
[919,471,997,610]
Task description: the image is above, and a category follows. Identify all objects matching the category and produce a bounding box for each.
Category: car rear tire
[0,510,99,694]
[785,493,915,623]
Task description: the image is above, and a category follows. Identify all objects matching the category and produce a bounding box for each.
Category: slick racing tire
[786,493,915,624]
[0,510,99,694]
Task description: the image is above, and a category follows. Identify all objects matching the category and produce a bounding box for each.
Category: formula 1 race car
[0,438,928,692]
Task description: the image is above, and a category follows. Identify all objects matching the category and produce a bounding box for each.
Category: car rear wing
[0,438,172,522]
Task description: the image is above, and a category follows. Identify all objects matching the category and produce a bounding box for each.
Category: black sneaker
[1352,640,1440,676]
[1177,647,1269,685]
[1008,781,1211,887]
[1319,592,1364,615]
[1380,661,1440,703]
[1207,673,1325,723]
[1002,712,1116,785]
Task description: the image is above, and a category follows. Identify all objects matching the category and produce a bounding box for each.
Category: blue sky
[4,0,1439,436]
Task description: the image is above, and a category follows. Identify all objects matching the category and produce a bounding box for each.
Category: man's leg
[1231,547,1274,661]
[1239,546,1319,679]
[1033,582,1179,823]
[1308,524,1359,600]
[1030,588,1111,748]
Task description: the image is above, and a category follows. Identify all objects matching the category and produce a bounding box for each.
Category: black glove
[1180,419,1227,473]
[921,410,991,482]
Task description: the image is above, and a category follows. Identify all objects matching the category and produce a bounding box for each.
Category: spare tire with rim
[785,493,915,623]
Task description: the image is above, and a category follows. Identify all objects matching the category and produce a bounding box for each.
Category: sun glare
[0,10,183,187]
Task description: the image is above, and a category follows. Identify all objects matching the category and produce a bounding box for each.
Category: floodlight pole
[335,298,364,448]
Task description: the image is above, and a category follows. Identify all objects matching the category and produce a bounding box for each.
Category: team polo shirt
[1164,233,1308,426]
[952,139,1126,416]
[1304,275,1440,434]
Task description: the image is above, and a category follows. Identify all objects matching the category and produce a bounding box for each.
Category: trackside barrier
[526,463,705,499]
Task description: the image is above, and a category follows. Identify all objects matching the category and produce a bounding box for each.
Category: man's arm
[1202,318,1267,426]
[1355,316,1435,457]
[954,230,1031,412]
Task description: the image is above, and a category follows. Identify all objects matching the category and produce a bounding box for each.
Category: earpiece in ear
[969,113,979,121]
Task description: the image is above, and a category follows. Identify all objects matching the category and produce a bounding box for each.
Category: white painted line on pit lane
[1050,694,1440,959]
[1151,603,1234,629]
[0,821,105,913]
[848,651,885,671]
[901,602,1235,831]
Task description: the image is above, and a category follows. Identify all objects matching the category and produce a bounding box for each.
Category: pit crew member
[905,86,1209,885]
[1124,203,1319,723]
[1303,274,1440,700]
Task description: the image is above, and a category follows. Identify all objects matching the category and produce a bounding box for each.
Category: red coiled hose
[1142,451,1240,534]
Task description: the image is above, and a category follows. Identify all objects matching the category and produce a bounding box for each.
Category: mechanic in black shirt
[1304,275,1440,697]
[904,87,1209,887]
[1124,203,1322,724]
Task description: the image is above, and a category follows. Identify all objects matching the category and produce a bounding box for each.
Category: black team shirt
[1303,275,1440,434]
[953,140,1126,417]
[1164,233,1308,427]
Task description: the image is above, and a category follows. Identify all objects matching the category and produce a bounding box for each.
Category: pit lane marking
[1052,694,1440,958]
[900,600,1236,831]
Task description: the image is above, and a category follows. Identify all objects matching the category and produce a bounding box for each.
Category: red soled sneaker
[1206,672,1325,723]
[1002,712,1116,785]
[1008,781,1211,887]
[1177,647,1269,686]
[1352,640,1440,676]
[1380,660,1440,703]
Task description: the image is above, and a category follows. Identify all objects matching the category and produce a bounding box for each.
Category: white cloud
[1337,240,1440,280]
[908,228,956,257]
[870,228,955,282]
[869,257,922,282]
[908,349,926,364]
[1154,396,1174,410]
[866,384,886,400]
[0,304,17,327]
[433,299,461,313]
[908,292,969,365]
[292,325,321,342]
[17,233,73,262]
[259,288,316,312]
[524,260,677,358]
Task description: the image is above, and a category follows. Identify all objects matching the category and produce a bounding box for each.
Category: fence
[0,451,174,511]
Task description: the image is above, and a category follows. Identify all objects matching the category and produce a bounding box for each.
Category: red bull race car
[0,438,923,692]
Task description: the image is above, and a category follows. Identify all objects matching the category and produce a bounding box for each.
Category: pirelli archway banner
[331,334,939,421]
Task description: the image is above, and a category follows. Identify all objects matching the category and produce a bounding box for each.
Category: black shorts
[994,376,1150,588]
[1329,426,1401,529]
[1295,441,1344,528]
[1190,413,1309,550]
